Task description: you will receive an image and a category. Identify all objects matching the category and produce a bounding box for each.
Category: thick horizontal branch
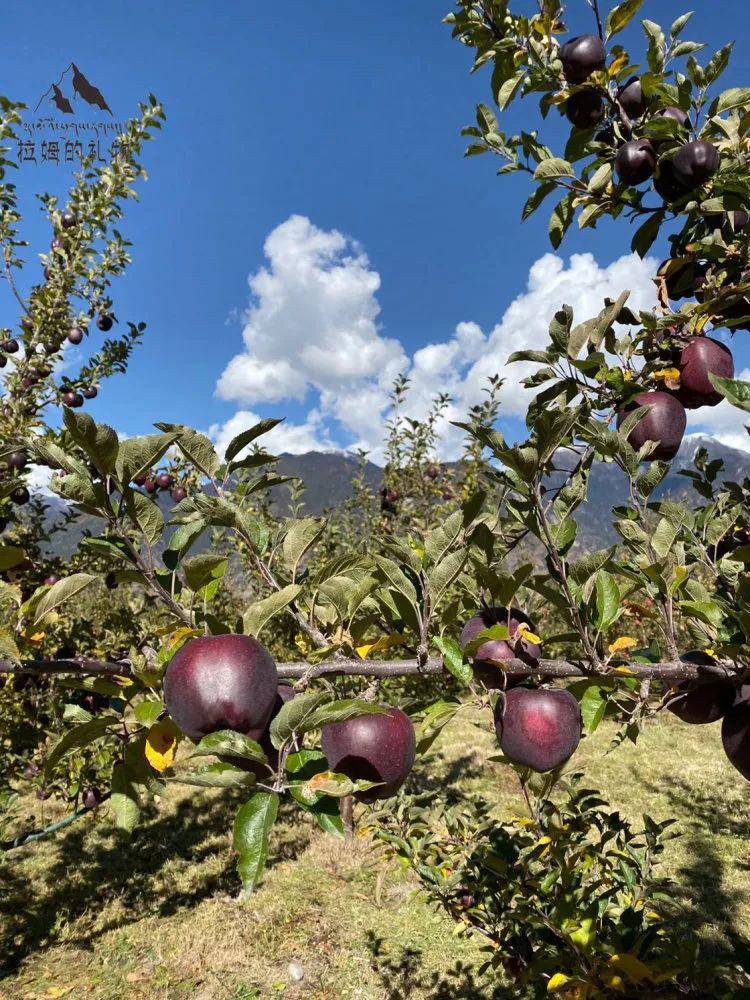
[1,656,745,684]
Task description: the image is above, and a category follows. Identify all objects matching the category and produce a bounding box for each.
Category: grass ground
[1,708,749,1000]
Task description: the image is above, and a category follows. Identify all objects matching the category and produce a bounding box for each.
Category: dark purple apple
[721,700,750,781]
[96,313,113,332]
[658,106,690,129]
[461,608,541,691]
[8,451,28,470]
[221,682,296,774]
[60,211,77,229]
[44,575,60,586]
[559,35,606,84]
[82,787,103,809]
[734,683,750,706]
[51,236,69,254]
[615,140,656,185]
[82,386,98,400]
[164,634,279,743]
[673,337,734,409]
[667,652,735,724]
[704,209,749,233]
[67,327,83,345]
[672,140,720,188]
[617,77,647,118]
[2,339,19,353]
[653,160,689,203]
[62,391,84,408]
[565,89,605,128]
[321,706,416,801]
[171,486,188,502]
[143,478,157,494]
[11,486,30,506]
[616,390,686,461]
[494,687,582,773]
[156,473,174,489]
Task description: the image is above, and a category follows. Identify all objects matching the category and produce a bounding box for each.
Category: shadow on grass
[405,750,487,805]
[365,932,512,999]
[640,772,750,974]
[0,792,309,976]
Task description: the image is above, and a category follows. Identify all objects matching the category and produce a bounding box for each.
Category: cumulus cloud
[208,409,335,458]
[217,214,741,461]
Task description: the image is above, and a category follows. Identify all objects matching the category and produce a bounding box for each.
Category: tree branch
[1,655,744,683]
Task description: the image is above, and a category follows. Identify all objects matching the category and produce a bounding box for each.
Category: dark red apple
[617,77,647,118]
[8,451,28,470]
[67,327,83,345]
[96,313,113,332]
[164,634,279,743]
[321,706,416,801]
[494,687,582,772]
[565,89,605,128]
[658,106,690,129]
[616,390,686,460]
[667,652,735,724]
[673,337,734,409]
[734,683,750,706]
[82,787,103,809]
[60,211,77,229]
[461,608,540,662]
[615,140,656,185]
[704,209,749,233]
[2,339,19,353]
[221,682,296,775]
[143,478,157,494]
[721,700,750,781]
[672,140,720,188]
[62,391,84,408]
[560,35,606,84]
[82,386,98,400]
[156,473,174,489]
[653,160,689,203]
[171,486,188,502]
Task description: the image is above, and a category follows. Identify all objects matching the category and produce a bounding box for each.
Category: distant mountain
[20,435,750,558]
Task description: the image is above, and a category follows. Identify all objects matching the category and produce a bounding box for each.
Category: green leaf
[153,423,221,479]
[708,374,750,412]
[269,690,329,749]
[133,700,163,726]
[125,489,164,545]
[172,762,257,788]
[31,438,89,478]
[549,194,575,249]
[224,418,283,462]
[714,87,750,114]
[631,211,663,257]
[433,635,472,686]
[579,684,608,734]
[534,157,575,181]
[0,628,20,664]
[414,699,461,755]
[115,433,178,487]
[31,573,97,627]
[0,545,26,570]
[183,553,228,593]
[428,550,467,607]
[606,0,644,38]
[233,791,279,897]
[62,409,119,475]
[292,771,380,801]
[191,730,267,764]
[282,517,326,581]
[595,571,620,630]
[44,715,119,775]
[496,71,525,110]
[670,12,693,37]
[111,762,140,832]
[243,584,301,637]
[302,699,389,733]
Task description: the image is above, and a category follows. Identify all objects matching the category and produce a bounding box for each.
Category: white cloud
[212,215,665,462]
[208,409,335,458]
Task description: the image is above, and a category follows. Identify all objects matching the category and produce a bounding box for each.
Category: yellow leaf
[607,953,653,984]
[145,720,180,772]
[355,632,405,660]
[608,636,637,654]
[611,665,634,675]
[653,367,680,384]
[29,632,45,643]
[608,52,628,77]
[547,973,570,992]
[516,623,542,644]
[623,370,633,381]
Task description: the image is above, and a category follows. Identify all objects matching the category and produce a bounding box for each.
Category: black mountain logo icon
[35,63,112,115]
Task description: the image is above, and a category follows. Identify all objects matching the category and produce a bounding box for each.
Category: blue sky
[5,1,750,460]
